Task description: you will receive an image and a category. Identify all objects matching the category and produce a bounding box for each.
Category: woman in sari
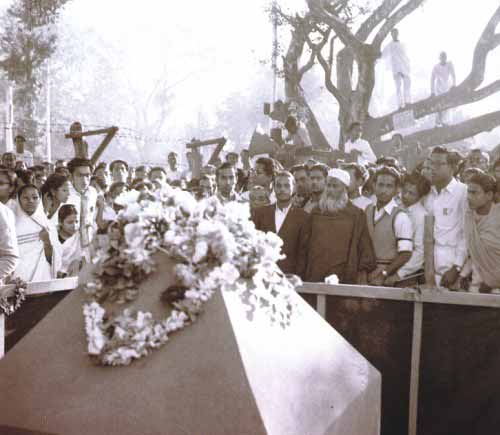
[57,204,82,277]
[462,173,500,292]
[41,174,71,227]
[14,184,61,282]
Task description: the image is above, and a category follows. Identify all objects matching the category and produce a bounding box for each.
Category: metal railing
[298,283,500,435]
[1,278,499,435]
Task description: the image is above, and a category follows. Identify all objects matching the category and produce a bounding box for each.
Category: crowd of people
[0,127,499,294]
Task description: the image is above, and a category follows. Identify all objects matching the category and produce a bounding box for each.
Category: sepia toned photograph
[0,1,500,434]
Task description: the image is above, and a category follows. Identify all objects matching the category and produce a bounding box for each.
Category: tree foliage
[0,0,69,147]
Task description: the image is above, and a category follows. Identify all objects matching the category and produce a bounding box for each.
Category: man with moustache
[303,163,328,213]
[251,171,308,275]
[423,146,468,289]
[460,172,500,292]
[290,164,311,208]
[366,166,414,286]
[299,168,376,283]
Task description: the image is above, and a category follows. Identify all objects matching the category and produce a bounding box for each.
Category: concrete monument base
[0,254,380,434]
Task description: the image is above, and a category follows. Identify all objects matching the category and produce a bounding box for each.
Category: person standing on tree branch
[431,51,456,126]
[382,28,411,109]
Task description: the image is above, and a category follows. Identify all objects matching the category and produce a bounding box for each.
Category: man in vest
[366,166,414,286]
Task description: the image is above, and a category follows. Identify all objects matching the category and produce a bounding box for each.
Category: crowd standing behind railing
[0,128,499,294]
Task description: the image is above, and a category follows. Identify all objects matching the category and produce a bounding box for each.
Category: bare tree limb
[493,33,500,48]
[372,0,426,49]
[375,109,500,155]
[306,34,348,109]
[306,0,364,53]
[369,5,500,136]
[298,47,316,80]
[462,5,500,90]
[355,0,402,41]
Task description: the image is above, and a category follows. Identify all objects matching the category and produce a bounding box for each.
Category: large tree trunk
[283,15,331,150]
[336,46,378,151]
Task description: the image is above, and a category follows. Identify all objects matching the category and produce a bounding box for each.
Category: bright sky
[0,0,499,150]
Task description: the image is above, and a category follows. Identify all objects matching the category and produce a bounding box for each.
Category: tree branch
[298,47,316,80]
[306,0,364,53]
[462,5,500,90]
[375,110,500,156]
[355,0,402,42]
[372,0,426,49]
[369,5,500,137]
[306,34,348,109]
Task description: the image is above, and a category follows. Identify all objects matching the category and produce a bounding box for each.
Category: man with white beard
[299,168,376,283]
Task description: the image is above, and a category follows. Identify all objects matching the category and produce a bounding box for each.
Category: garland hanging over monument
[83,186,300,366]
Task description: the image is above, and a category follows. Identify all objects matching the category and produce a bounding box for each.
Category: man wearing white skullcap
[298,166,376,283]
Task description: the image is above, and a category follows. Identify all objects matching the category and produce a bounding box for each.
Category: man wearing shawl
[14,185,61,282]
[461,173,500,292]
[298,168,376,283]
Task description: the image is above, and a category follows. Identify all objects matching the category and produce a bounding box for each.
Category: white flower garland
[83,185,299,366]
[0,277,27,316]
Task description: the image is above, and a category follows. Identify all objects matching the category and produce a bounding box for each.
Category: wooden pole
[46,61,51,162]
[409,300,423,435]
[0,313,4,358]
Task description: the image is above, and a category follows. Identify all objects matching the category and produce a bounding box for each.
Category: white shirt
[275,203,291,233]
[344,138,377,165]
[374,198,413,252]
[382,40,410,76]
[16,150,34,167]
[166,166,183,182]
[352,195,373,211]
[423,177,468,267]
[431,62,455,95]
[0,202,19,283]
[397,201,427,278]
[66,184,98,249]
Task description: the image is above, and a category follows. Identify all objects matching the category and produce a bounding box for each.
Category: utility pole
[46,61,51,162]
[270,0,279,132]
[2,80,14,152]
[271,0,278,104]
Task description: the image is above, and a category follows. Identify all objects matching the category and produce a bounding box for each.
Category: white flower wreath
[83,185,299,366]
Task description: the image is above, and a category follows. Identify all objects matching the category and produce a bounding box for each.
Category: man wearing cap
[299,168,376,283]
[251,171,309,275]
[366,166,414,286]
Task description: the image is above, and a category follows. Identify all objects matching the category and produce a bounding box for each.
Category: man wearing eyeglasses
[423,146,468,289]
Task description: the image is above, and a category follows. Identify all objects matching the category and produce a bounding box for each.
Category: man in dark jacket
[251,171,309,275]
